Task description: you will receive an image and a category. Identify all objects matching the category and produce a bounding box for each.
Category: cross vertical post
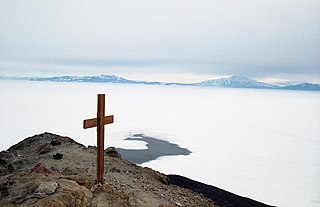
[97,94,105,182]
[83,94,114,183]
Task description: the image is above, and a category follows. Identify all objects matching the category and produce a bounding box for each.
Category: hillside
[0,133,275,207]
[0,133,215,207]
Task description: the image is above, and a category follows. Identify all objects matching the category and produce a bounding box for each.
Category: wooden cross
[83,94,114,183]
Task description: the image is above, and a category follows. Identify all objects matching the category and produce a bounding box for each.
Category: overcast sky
[0,0,319,82]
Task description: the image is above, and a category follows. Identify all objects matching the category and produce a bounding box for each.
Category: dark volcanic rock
[0,158,7,165]
[0,181,13,198]
[50,137,61,146]
[53,153,63,160]
[168,175,276,207]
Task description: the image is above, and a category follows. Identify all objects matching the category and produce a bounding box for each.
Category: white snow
[0,80,319,207]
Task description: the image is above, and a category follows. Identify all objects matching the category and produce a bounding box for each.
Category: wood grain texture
[83,115,113,129]
[83,94,114,183]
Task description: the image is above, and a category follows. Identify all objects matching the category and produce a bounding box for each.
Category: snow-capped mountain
[271,80,304,87]
[281,83,320,91]
[1,74,319,91]
[195,75,277,89]
[30,75,136,84]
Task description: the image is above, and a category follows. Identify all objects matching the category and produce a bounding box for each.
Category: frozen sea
[1,80,319,207]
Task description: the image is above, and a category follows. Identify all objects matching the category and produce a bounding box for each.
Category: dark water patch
[116,134,191,164]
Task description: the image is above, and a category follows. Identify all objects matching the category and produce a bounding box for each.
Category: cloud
[0,0,319,80]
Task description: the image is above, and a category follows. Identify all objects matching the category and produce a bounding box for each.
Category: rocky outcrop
[168,175,275,207]
[0,132,216,207]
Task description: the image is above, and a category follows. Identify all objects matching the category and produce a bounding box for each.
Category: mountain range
[1,74,319,91]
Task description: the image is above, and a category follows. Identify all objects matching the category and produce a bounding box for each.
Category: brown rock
[91,184,131,207]
[61,167,76,175]
[35,181,58,195]
[34,179,93,207]
[37,143,52,154]
[50,137,61,146]
[60,175,92,189]
[106,147,122,158]
[30,163,52,175]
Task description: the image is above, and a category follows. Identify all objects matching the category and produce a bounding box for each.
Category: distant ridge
[195,75,277,89]
[1,74,319,91]
[281,83,320,91]
[30,75,136,84]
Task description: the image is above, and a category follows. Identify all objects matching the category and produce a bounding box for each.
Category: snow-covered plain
[1,80,319,207]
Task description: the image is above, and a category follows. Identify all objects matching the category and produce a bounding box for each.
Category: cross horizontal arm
[83,115,114,129]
